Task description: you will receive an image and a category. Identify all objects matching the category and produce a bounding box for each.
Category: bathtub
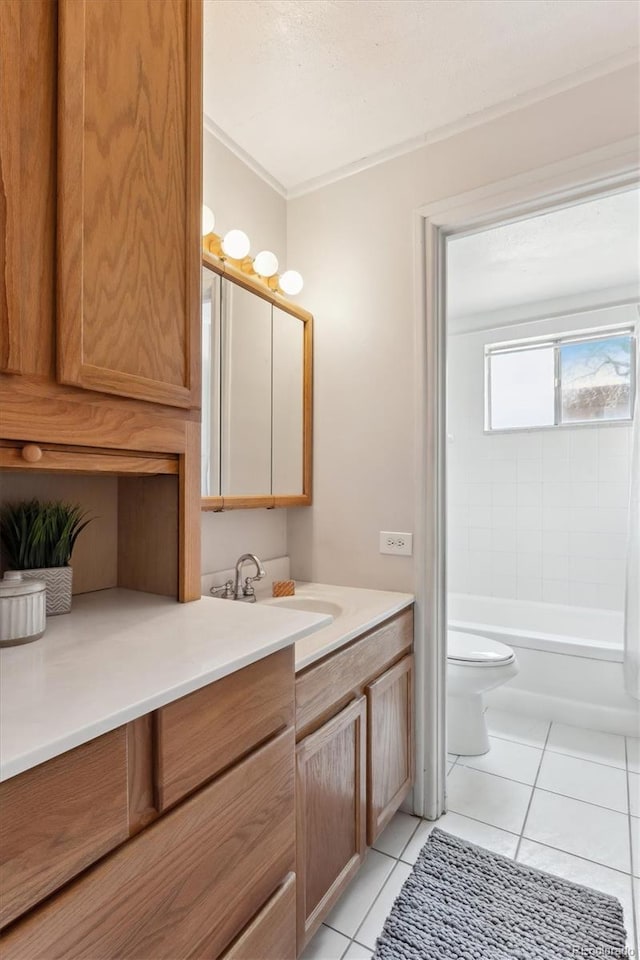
[449,593,637,736]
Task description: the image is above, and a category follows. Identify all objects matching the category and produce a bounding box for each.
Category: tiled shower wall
[447,306,635,611]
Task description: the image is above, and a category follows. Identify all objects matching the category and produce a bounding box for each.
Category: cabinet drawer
[0,729,295,960]
[156,646,294,810]
[0,728,128,930]
[295,608,413,737]
[220,872,296,960]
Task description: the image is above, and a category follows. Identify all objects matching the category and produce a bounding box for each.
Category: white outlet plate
[379,531,413,556]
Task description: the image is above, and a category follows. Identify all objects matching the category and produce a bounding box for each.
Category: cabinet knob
[21,444,43,463]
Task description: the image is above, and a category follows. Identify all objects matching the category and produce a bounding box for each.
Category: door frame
[412,136,640,820]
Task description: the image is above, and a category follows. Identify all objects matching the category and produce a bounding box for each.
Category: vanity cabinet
[294,608,414,952]
[0,650,296,960]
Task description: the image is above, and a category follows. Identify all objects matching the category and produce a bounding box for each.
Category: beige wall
[285,64,640,592]
[201,128,289,575]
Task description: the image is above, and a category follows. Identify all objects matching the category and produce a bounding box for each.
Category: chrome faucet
[210,553,266,602]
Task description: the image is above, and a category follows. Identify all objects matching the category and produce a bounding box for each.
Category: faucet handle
[243,575,265,600]
[210,579,235,599]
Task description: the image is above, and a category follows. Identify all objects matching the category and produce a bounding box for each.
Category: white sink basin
[262,596,342,621]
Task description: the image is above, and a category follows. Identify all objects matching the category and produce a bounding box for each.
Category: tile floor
[301,709,640,959]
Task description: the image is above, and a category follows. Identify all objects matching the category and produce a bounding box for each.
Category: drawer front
[220,872,296,960]
[0,729,295,960]
[0,727,128,930]
[295,608,413,737]
[156,646,294,810]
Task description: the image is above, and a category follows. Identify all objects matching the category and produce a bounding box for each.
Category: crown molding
[202,112,287,198]
[285,50,640,199]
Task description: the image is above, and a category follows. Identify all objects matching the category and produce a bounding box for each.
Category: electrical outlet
[379,531,413,556]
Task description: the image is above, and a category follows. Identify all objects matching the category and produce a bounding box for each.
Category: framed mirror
[201,254,312,510]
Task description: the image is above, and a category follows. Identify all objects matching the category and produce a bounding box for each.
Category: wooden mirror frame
[201,250,313,511]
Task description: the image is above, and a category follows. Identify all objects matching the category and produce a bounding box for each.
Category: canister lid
[0,572,46,597]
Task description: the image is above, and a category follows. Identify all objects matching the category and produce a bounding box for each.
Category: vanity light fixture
[202,223,303,299]
[279,270,304,296]
[221,229,251,260]
[201,205,215,236]
[253,250,279,278]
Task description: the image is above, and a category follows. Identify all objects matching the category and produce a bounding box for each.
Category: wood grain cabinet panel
[57,0,202,408]
[295,608,414,738]
[0,730,295,960]
[156,647,294,810]
[365,655,414,845]
[296,697,367,951]
[0,728,129,930]
[220,872,296,960]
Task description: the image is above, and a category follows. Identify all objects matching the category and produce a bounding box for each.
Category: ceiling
[203,0,639,195]
[446,188,640,324]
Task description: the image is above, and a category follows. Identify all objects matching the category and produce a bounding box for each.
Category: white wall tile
[469,527,491,551]
[493,505,518,528]
[517,433,542,460]
[570,482,598,507]
[517,578,542,600]
[467,484,492,506]
[598,427,631,458]
[543,579,570,603]
[518,528,542,553]
[492,527,519,552]
[542,529,569,555]
[543,554,569,581]
[543,432,571,460]
[518,552,543,579]
[543,459,572,482]
[517,482,543,507]
[517,506,543,530]
[598,482,630,507]
[599,456,630,482]
[517,458,543,481]
[492,482,517,507]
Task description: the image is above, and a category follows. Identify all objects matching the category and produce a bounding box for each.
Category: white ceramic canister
[0,572,46,646]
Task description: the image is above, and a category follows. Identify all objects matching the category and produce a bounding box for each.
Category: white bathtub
[449,593,637,736]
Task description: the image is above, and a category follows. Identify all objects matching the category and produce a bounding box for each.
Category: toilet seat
[448,630,515,666]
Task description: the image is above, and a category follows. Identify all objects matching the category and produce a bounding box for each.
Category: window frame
[484,324,636,433]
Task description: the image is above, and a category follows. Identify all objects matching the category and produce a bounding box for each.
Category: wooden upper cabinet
[57,0,202,408]
[0,0,57,378]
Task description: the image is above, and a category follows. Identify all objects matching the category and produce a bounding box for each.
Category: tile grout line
[624,736,639,959]
[514,720,552,861]
[488,730,628,771]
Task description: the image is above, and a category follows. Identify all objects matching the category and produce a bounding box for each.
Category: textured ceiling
[203,0,639,194]
[447,188,640,322]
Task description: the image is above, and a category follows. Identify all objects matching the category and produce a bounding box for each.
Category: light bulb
[279,270,304,296]
[253,250,279,278]
[221,229,250,259]
[201,205,215,236]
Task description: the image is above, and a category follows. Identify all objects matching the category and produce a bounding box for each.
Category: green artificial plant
[0,499,93,570]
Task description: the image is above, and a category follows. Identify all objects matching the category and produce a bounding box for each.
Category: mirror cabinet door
[220,279,272,496]
[272,305,304,496]
[201,269,221,497]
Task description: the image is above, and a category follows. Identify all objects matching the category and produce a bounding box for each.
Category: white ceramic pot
[0,572,46,646]
[19,566,73,616]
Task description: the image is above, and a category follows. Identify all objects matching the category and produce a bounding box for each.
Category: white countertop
[261,582,414,670]
[0,589,331,782]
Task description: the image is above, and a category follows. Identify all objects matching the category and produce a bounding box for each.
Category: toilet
[447,630,519,756]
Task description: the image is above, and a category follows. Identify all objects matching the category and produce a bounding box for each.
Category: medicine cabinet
[201,255,312,510]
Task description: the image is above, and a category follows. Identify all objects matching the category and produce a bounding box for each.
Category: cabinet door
[0,730,295,960]
[365,655,414,846]
[57,0,201,408]
[296,697,366,951]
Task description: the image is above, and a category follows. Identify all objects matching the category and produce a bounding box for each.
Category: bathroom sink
[262,596,342,621]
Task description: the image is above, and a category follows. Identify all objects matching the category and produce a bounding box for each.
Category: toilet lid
[448,630,515,665]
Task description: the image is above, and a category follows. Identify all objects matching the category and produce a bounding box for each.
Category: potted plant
[0,500,93,615]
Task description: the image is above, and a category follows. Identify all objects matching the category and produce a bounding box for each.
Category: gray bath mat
[373,829,627,960]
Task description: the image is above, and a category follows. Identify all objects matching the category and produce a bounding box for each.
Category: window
[485,328,636,431]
